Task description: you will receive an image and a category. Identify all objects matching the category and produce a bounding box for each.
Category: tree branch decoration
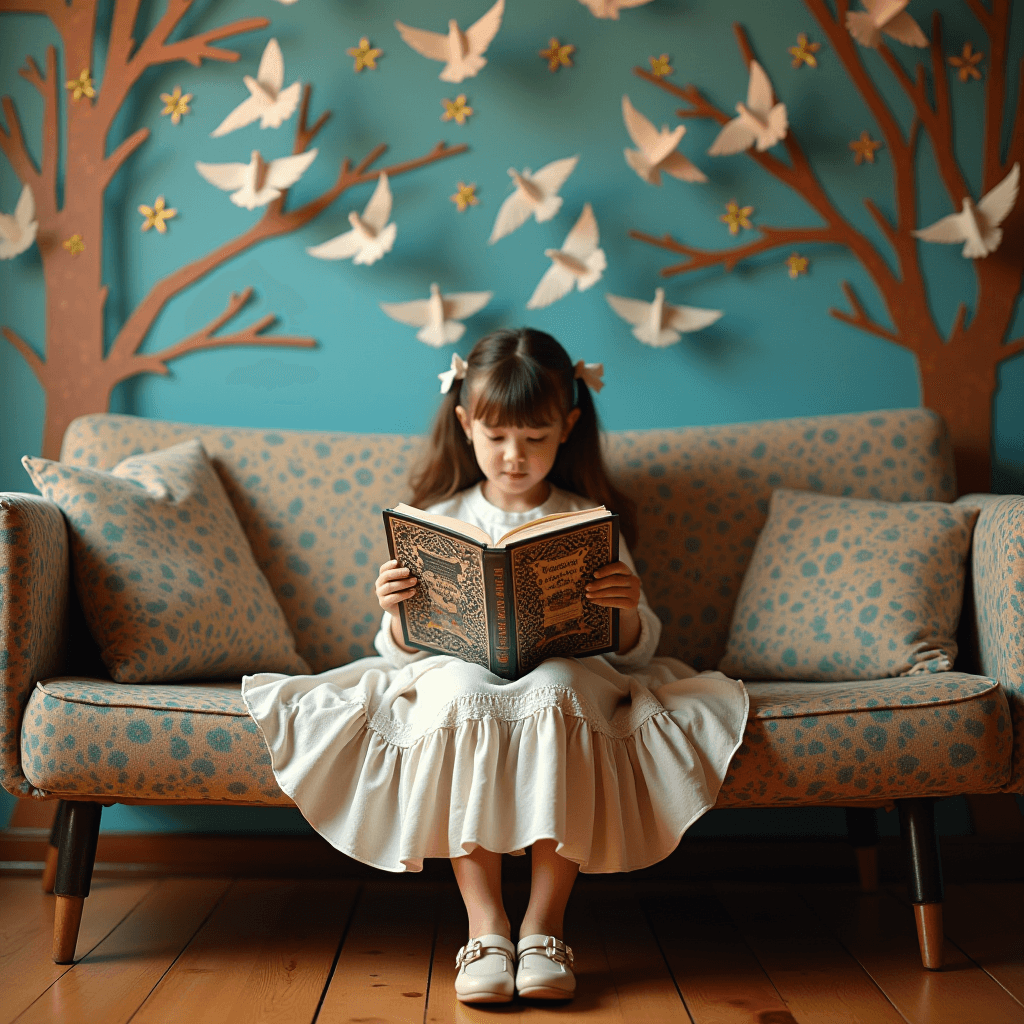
[629,3,1023,493]
[0,0,467,459]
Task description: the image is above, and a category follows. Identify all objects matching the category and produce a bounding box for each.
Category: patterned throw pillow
[719,489,979,681]
[23,439,310,683]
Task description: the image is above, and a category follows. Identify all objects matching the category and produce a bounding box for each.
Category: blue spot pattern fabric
[720,489,978,681]
[22,439,309,683]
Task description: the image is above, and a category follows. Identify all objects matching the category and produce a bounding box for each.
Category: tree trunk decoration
[0,0,467,459]
[630,3,1023,495]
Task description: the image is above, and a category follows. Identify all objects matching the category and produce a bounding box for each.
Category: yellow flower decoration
[948,42,983,82]
[160,86,192,125]
[849,130,882,165]
[441,95,473,125]
[720,200,754,235]
[65,69,96,102]
[786,253,809,278]
[789,33,820,68]
[62,233,85,256]
[649,54,673,78]
[450,182,478,212]
[138,196,177,234]
[348,37,383,72]
[540,38,575,72]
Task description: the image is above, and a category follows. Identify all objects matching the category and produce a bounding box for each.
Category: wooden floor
[1,875,1022,1024]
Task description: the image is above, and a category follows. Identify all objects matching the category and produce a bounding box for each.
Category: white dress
[242,484,748,874]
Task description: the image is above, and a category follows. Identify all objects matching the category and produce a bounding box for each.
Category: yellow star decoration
[849,130,883,165]
[62,233,85,256]
[720,200,754,236]
[948,42,983,82]
[786,253,809,279]
[441,95,473,125]
[138,196,177,234]
[649,54,673,78]
[540,38,575,72]
[160,86,192,125]
[347,37,383,72]
[65,68,96,102]
[789,32,820,69]
[450,182,478,212]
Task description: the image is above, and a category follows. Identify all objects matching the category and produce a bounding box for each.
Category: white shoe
[454,933,516,1003]
[515,934,576,1000]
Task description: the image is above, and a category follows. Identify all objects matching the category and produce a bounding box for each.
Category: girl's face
[455,403,580,512]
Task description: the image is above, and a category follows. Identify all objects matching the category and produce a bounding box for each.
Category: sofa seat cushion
[21,672,1011,809]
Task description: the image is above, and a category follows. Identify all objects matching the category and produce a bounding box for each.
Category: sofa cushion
[23,440,309,683]
[21,672,1010,807]
[720,489,978,682]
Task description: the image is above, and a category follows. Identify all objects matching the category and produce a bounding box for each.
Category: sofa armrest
[956,493,1024,793]
[0,493,71,798]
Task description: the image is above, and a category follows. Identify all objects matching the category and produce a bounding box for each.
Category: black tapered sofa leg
[52,801,102,964]
[897,797,944,970]
[41,800,68,894]
[845,806,880,893]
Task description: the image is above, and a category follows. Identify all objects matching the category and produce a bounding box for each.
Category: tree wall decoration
[0,0,467,460]
[630,1,1023,494]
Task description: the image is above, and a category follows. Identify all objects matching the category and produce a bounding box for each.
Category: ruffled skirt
[242,654,748,874]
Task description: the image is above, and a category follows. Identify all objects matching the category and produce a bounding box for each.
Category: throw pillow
[719,488,979,681]
[23,439,310,683]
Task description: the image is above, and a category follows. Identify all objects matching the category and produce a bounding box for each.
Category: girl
[243,328,748,1005]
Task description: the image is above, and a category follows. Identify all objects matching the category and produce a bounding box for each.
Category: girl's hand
[376,559,418,612]
[584,561,640,610]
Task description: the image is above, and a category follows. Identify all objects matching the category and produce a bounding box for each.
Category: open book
[383,503,620,680]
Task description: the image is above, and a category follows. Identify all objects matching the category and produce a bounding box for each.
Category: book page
[495,506,609,547]
[390,503,492,547]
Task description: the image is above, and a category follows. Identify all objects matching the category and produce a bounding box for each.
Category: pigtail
[408,381,483,509]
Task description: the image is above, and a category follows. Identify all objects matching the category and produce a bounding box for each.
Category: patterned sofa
[1,408,1021,968]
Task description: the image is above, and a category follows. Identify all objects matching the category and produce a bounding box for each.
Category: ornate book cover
[383,508,619,680]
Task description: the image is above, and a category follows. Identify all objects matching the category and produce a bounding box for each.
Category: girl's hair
[408,327,638,547]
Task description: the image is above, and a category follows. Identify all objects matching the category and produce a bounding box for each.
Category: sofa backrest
[61,409,955,674]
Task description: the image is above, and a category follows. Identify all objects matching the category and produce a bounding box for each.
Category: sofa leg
[897,798,944,970]
[41,800,67,894]
[845,807,879,894]
[52,801,102,964]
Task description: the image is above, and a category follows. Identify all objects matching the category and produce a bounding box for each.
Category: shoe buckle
[543,935,574,966]
[455,938,483,969]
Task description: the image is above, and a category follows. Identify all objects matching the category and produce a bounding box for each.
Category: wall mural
[0,0,1021,494]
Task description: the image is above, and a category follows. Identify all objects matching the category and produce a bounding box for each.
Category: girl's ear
[454,405,472,441]
[561,407,581,443]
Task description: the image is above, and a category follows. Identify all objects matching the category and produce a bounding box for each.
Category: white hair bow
[573,361,604,393]
[438,352,469,394]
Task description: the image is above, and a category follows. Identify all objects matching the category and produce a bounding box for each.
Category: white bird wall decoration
[622,96,707,185]
[912,163,1020,259]
[708,60,788,156]
[210,39,301,137]
[0,183,38,260]
[489,156,579,244]
[380,283,493,347]
[306,173,397,266]
[606,288,723,347]
[526,203,606,310]
[195,149,318,210]
[578,0,654,19]
[846,0,928,49]
[395,0,504,83]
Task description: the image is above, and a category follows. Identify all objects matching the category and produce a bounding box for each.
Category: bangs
[469,362,568,428]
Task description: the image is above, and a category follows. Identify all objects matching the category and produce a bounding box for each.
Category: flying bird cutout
[606,288,722,346]
[846,0,928,49]
[912,163,1019,258]
[578,0,654,18]
[395,0,504,83]
[210,39,301,137]
[306,173,397,265]
[489,155,579,244]
[0,183,38,259]
[195,149,318,210]
[526,203,606,310]
[380,283,493,347]
[708,60,788,156]
[622,96,707,185]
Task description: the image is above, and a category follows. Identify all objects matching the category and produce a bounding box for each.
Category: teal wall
[1,0,1022,837]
